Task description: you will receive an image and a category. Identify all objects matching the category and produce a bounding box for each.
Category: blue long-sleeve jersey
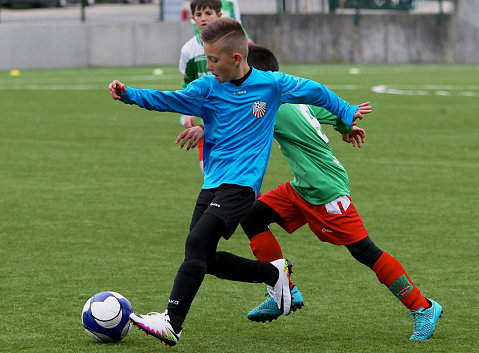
[119,67,358,196]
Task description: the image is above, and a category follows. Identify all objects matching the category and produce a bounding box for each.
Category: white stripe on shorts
[325,196,351,215]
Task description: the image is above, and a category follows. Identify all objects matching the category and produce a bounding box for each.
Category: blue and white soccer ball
[82,291,133,342]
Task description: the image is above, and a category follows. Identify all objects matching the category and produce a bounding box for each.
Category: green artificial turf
[0,64,478,352]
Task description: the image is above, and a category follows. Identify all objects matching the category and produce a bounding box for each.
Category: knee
[346,237,383,268]
[179,258,207,277]
[185,233,203,252]
[206,251,226,278]
[241,202,275,239]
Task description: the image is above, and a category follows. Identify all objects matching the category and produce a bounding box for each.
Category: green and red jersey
[273,104,352,205]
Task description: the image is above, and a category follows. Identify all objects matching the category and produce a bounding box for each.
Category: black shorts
[190,184,255,239]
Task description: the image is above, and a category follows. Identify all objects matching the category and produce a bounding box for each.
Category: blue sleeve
[277,73,358,126]
[308,106,352,134]
[119,81,205,117]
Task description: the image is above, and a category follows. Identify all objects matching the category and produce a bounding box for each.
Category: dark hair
[201,18,248,57]
[247,44,279,72]
[190,0,222,14]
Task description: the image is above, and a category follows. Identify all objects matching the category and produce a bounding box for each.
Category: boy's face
[204,41,238,83]
[192,6,221,30]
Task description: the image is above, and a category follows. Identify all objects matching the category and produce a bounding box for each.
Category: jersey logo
[252,101,267,118]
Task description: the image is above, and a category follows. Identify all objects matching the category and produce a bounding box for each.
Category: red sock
[249,231,294,289]
[372,252,429,311]
[249,230,282,262]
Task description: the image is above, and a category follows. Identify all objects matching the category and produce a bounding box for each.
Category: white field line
[0,82,362,91]
[372,84,479,97]
[0,84,177,90]
[0,74,180,90]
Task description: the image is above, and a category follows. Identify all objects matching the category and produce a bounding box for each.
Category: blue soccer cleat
[247,286,304,322]
[408,298,443,340]
[291,286,304,311]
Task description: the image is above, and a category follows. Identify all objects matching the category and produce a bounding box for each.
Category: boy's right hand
[109,80,127,100]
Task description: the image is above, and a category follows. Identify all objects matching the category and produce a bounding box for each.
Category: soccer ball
[82,291,133,342]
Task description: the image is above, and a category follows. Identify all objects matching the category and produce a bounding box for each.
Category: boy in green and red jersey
[240,45,443,341]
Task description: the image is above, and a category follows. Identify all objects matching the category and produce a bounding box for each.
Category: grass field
[1,64,478,353]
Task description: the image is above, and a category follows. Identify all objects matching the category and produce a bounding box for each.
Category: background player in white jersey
[179,0,222,173]
[109,18,369,347]
[180,0,222,91]
[181,0,251,172]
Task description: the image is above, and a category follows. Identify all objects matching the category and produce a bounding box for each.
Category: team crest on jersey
[252,101,267,118]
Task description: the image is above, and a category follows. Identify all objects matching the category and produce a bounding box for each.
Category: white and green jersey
[179,34,210,89]
[274,104,352,205]
[220,0,242,22]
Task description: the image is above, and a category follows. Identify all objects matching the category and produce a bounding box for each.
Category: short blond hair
[200,17,248,57]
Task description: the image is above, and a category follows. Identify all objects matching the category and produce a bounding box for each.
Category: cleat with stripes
[267,259,292,317]
[129,310,181,347]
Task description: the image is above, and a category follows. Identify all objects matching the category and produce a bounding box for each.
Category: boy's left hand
[176,126,204,150]
[342,126,365,148]
[353,102,372,121]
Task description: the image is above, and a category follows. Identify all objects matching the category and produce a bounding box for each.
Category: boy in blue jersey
[109,17,371,346]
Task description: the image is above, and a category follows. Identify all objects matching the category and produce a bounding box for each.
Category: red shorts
[259,182,368,245]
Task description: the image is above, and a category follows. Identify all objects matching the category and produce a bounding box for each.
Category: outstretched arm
[108,79,204,116]
[280,73,372,125]
[176,125,204,150]
[342,126,366,148]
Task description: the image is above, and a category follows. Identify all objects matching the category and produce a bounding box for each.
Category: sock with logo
[167,213,224,332]
[167,258,206,332]
[372,252,429,311]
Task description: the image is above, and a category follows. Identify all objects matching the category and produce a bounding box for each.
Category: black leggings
[184,213,274,283]
[241,200,281,238]
[167,212,278,330]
